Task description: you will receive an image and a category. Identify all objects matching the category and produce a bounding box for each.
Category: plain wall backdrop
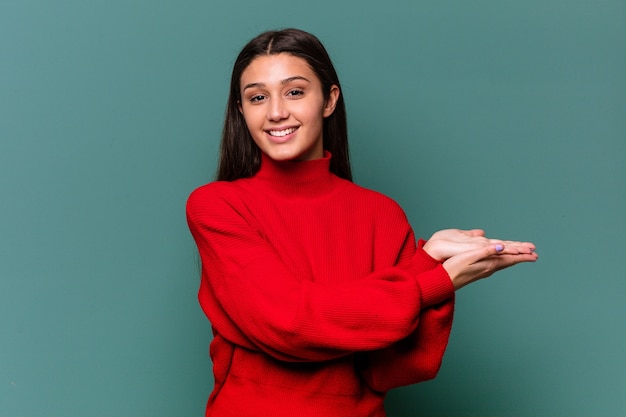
[1,0,624,416]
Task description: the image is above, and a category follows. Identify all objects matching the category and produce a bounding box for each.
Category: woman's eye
[287,89,304,98]
[249,95,265,103]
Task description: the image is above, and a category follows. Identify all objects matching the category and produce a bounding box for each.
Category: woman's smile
[267,126,298,139]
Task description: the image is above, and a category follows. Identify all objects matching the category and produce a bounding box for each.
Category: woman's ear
[238,100,243,114]
[323,85,340,118]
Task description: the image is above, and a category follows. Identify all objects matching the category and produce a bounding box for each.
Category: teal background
[1,0,624,416]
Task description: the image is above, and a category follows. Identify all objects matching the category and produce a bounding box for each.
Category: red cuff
[407,240,455,307]
[415,264,455,307]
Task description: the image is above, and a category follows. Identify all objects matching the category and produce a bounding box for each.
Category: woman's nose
[267,98,289,121]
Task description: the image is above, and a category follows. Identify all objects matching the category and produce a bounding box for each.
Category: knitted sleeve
[357,238,455,391]
[186,185,454,363]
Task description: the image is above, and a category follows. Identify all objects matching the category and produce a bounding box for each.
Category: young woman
[186,28,537,417]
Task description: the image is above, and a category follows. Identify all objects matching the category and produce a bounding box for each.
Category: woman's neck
[251,151,337,198]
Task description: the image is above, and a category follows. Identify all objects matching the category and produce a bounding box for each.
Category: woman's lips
[266,127,298,143]
[267,127,297,137]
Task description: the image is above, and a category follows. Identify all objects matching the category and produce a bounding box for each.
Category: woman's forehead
[241,53,317,87]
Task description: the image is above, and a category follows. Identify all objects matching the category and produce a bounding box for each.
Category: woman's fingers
[463,229,486,237]
[443,244,539,290]
[487,239,536,253]
[425,228,537,261]
[451,244,503,266]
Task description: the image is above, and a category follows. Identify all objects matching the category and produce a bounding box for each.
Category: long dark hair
[216,28,352,182]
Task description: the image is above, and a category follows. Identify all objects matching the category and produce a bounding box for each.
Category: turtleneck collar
[251,151,338,198]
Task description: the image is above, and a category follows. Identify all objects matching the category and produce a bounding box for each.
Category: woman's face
[239,53,339,162]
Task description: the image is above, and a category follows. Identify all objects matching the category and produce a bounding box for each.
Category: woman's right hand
[443,244,539,290]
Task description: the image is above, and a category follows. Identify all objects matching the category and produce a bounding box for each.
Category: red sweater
[186,152,455,417]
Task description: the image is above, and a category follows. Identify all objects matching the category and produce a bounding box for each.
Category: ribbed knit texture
[186,152,455,417]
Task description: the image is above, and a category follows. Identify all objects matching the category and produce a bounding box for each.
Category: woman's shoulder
[341,181,409,220]
[343,180,401,204]
[186,180,249,217]
[188,180,234,201]
[188,179,240,197]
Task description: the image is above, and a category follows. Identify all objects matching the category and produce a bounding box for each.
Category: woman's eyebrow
[242,76,311,91]
[281,76,310,85]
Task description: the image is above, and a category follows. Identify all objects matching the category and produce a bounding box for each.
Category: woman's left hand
[423,229,536,261]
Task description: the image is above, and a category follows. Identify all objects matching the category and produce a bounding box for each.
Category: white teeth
[268,128,296,137]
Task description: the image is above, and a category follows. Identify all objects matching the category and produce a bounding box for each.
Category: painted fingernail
[495,244,504,252]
